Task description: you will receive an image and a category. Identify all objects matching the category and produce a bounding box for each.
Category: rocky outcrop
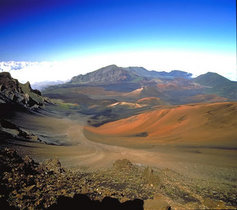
[0,72,50,109]
[0,148,69,209]
[0,119,40,142]
[0,149,167,209]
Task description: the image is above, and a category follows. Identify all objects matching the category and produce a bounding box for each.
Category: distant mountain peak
[70,65,143,85]
[194,72,230,85]
[94,64,119,72]
[69,65,193,86]
[200,72,227,78]
[104,64,118,68]
[193,72,237,100]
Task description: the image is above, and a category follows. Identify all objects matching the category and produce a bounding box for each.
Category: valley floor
[1,106,237,209]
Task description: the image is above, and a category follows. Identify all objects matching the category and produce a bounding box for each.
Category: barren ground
[3,107,237,209]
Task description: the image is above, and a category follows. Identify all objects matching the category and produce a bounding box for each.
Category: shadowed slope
[85,102,237,147]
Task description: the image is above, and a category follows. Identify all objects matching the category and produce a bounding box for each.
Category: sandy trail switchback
[12,111,237,182]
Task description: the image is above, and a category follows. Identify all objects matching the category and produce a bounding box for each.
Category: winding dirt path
[11,111,237,182]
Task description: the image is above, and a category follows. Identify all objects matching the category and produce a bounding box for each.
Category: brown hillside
[137,97,167,106]
[185,94,227,103]
[85,102,237,147]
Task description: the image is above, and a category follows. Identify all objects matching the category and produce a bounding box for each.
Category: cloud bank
[0,50,236,87]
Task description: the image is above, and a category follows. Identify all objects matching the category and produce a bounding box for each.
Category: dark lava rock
[0,148,147,209]
[0,119,40,142]
[48,194,143,210]
[0,72,50,109]
[0,119,18,130]
[41,159,65,173]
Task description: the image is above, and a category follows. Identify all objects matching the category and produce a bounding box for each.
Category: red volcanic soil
[84,102,237,147]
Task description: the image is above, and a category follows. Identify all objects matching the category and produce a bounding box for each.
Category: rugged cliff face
[0,72,49,109]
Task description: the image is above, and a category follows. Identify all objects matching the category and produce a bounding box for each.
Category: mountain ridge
[70,64,144,85]
[70,64,193,85]
[43,65,237,107]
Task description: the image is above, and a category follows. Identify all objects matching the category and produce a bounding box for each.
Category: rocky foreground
[0,148,236,209]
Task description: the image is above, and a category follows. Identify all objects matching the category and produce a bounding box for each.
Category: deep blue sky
[0,0,236,61]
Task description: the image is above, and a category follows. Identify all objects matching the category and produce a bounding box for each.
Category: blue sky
[0,0,236,81]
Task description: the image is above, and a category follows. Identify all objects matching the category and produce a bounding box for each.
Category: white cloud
[0,50,236,85]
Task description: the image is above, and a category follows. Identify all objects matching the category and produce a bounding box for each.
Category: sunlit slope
[85,102,237,147]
